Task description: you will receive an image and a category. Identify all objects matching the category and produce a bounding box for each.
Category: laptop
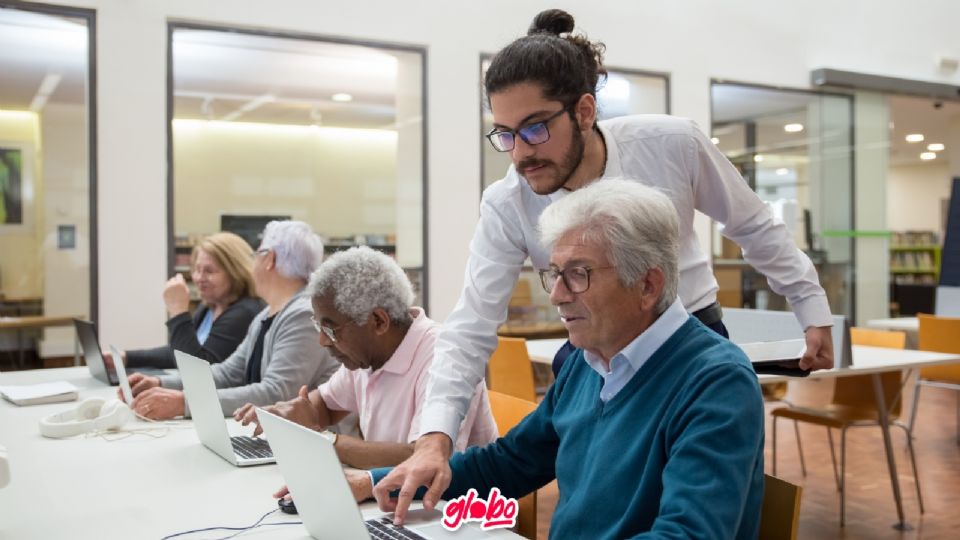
[257,408,493,540]
[175,351,274,467]
[74,319,165,385]
[110,345,134,404]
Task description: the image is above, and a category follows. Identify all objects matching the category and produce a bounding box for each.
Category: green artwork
[0,147,23,224]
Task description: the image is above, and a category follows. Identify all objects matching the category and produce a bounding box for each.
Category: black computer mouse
[278,497,298,515]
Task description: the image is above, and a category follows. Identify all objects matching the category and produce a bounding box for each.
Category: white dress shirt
[422,114,832,440]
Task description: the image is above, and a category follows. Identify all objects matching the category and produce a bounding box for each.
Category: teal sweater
[375,317,765,539]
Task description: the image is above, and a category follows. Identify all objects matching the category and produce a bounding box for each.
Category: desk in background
[866,317,919,348]
[0,315,81,369]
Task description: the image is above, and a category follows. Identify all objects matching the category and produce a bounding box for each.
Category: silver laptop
[175,351,274,467]
[257,408,494,540]
[73,319,164,385]
[110,345,134,404]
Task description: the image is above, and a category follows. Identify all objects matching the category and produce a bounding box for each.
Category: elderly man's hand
[801,326,834,371]
[372,432,452,526]
[234,386,320,437]
[131,387,185,420]
[128,373,161,397]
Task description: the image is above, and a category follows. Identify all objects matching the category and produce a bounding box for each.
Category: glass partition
[0,3,95,367]
[710,82,854,318]
[169,26,426,305]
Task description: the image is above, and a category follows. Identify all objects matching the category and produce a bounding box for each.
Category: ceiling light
[776,168,789,176]
[753,155,764,162]
[784,123,804,133]
[927,143,945,152]
[710,137,719,144]
[905,133,925,143]
[332,93,353,102]
[920,152,937,160]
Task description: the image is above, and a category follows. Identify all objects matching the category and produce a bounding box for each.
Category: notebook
[0,381,78,406]
[737,339,809,377]
[257,408,493,540]
[175,350,273,467]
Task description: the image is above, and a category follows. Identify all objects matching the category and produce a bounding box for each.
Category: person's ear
[638,268,666,312]
[369,308,392,336]
[573,93,597,132]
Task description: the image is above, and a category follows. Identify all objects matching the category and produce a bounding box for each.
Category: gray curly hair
[307,246,415,326]
[538,178,680,314]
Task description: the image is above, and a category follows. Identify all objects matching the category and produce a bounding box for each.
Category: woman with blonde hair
[121,232,265,369]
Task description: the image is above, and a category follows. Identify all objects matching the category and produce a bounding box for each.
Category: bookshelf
[889,231,941,315]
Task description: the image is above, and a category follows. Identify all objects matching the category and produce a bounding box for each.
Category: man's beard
[518,127,586,195]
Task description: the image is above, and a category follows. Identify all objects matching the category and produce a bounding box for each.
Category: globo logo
[441,487,518,531]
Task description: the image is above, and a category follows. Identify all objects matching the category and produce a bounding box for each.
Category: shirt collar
[378,307,429,375]
[583,297,688,374]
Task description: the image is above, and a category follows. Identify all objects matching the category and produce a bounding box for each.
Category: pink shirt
[319,308,497,451]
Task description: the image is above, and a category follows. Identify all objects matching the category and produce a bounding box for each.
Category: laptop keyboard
[365,517,427,540]
[231,436,272,460]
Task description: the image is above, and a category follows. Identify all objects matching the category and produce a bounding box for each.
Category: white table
[0,368,520,539]
[524,338,960,530]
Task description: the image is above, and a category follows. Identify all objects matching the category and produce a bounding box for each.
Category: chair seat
[770,404,895,427]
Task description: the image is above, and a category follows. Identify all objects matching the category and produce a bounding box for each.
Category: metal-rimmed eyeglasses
[311,316,342,343]
[538,265,614,294]
[485,106,572,152]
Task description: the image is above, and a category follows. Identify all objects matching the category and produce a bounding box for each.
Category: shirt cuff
[417,403,463,442]
[791,294,833,330]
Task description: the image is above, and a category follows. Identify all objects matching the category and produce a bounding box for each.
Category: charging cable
[160,508,301,540]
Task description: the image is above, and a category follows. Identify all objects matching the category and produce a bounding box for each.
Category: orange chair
[487,391,538,540]
[758,474,803,540]
[770,328,921,526]
[487,337,537,402]
[908,314,960,442]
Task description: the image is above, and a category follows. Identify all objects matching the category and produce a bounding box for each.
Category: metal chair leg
[772,415,778,476]
[840,426,848,527]
[827,427,840,491]
[794,420,806,476]
[908,379,922,436]
[896,423,924,514]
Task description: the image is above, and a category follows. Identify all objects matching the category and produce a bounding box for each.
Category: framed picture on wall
[0,142,33,231]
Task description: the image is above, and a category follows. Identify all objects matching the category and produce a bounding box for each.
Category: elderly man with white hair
[367,180,765,539]
[128,220,340,420]
[236,246,497,470]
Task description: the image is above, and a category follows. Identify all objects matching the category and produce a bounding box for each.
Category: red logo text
[441,487,518,531]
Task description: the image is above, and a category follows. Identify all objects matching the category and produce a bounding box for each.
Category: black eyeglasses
[485,106,571,152]
[538,266,614,294]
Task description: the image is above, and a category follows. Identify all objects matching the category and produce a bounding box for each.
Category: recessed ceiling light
[784,123,804,133]
[920,152,937,160]
[927,143,945,152]
[753,155,764,162]
[776,168,789,175]
[905,133,925,143]
[710,137,720,144]
[332,93,353,102]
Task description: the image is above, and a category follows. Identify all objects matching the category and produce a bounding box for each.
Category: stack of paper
[0,381,79,406]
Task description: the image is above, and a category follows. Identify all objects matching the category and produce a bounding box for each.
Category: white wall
[888,162,953,234]
[37,0,960,348]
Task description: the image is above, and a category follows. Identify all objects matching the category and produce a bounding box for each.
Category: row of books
[890,251,937,271]
[893,274,938,285]
[891,230,939,246]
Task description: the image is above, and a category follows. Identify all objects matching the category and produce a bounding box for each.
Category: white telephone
[0,444,9,488]
[38,397,132,439]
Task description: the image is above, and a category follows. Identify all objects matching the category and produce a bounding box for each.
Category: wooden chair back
[487,337,537,402]
[487,391,538,540]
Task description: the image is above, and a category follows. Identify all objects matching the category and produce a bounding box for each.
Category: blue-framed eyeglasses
[485,106,572,152]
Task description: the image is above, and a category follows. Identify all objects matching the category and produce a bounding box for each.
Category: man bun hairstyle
[485,9,607,113]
